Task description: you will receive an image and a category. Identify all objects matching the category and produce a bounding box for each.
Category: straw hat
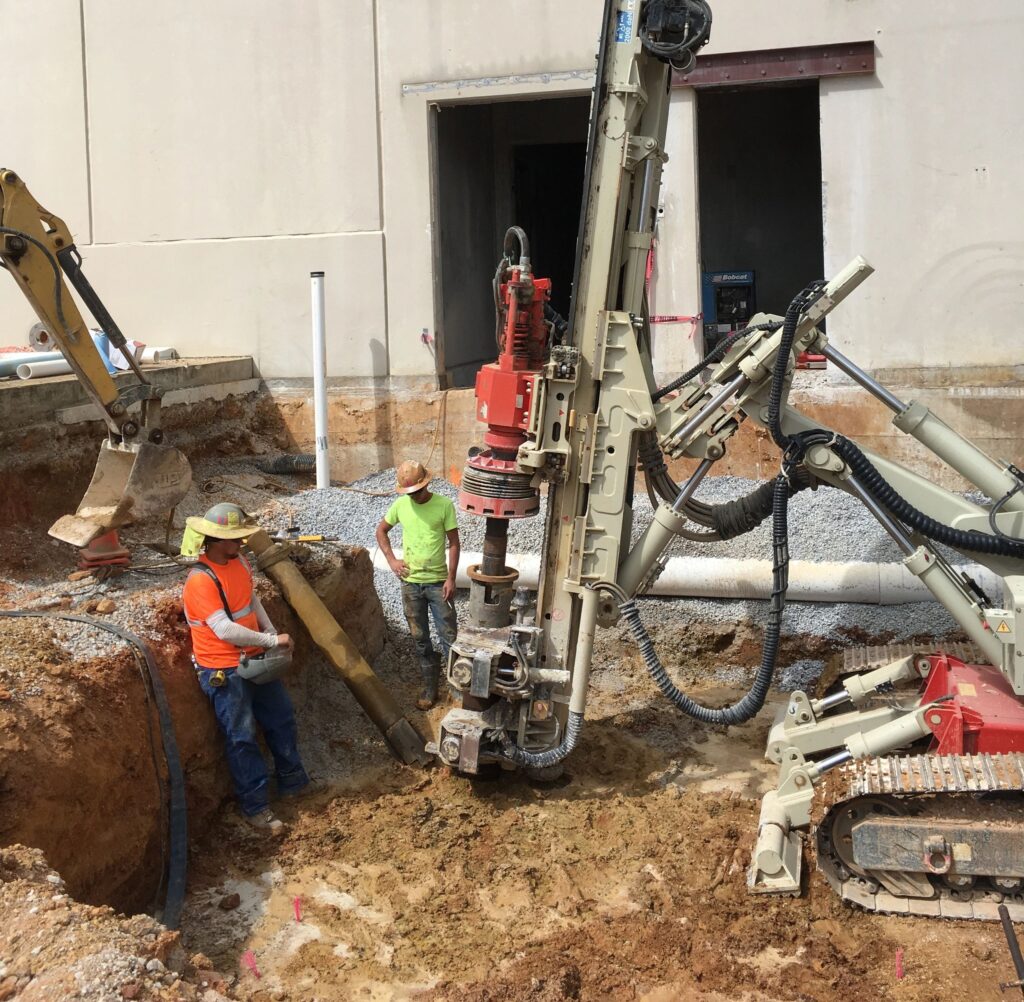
[185,502,257,540]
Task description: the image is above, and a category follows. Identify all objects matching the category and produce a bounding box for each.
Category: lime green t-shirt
[384,493,458,583]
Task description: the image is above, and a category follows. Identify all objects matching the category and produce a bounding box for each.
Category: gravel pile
[0,461,967,666]
[275,468,964,645]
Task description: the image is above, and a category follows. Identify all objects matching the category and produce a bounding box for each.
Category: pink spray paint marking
[293,896,303,923]
[242,950,261,979]
[895,947,905,980]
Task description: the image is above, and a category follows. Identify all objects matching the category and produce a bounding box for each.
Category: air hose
[0,610,188,929]
[619,473,791,725]
[499,710,584,768]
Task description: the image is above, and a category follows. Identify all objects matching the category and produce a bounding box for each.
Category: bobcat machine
[0,168,191,550]
[427,0,1024,921]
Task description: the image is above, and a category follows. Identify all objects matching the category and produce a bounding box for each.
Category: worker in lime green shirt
[375,460,460,709]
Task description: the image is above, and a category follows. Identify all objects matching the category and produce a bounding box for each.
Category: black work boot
[416,661,439,710]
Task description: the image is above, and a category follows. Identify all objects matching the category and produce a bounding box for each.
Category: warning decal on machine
[616,4,635,42]
[997,620,1011,634]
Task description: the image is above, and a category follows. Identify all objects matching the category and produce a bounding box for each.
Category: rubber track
[815,752,1024,920]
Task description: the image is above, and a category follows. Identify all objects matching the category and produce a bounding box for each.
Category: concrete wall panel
[83,0,380,243]
[67,233,386,379]
[1,0,91,236]
[377,0,601,377]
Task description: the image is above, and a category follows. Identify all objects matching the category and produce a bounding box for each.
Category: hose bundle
[499,710,583,768]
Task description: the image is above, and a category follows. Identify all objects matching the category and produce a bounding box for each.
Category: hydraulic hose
[762,279,1024,560]
[768,281,827,450]
[499,710,584,768]
[618,474,791,725]
[652,321,780,403]
[829,435,1024,560]
[636,429,814,540]
[0,610,188,929]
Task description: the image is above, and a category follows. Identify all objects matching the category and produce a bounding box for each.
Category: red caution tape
[293,896,303,923]
[895,947,905,980]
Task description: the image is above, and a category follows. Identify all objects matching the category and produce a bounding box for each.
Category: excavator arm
[0,168,191,546]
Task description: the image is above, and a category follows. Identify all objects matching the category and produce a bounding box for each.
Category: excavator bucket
[49,440,192,547]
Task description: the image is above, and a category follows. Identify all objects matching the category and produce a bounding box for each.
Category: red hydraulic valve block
[459,228,549,521]
[459,227,550,627]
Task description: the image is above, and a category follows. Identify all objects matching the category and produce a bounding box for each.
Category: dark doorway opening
[512,143,586,321]
[432,96,589,388]
[696,83,824,351]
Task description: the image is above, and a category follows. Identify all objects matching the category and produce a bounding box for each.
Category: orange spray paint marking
[242,950,261,979]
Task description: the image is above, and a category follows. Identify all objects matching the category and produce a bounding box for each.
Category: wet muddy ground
[178,625,1011,1002]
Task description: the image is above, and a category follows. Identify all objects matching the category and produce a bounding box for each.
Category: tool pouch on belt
[191,563,292,684]
[237,648,292,684]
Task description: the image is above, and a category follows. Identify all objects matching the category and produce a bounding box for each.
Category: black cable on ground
[0,610,188,929]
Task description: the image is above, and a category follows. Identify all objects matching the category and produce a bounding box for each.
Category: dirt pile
[0,542,385,916]
[0,844,238,1001]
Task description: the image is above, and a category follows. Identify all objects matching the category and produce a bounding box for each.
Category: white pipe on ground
[0,351,63,378]
[16,358,73,379]
[371,549,1002,606]
[310,270,330,490]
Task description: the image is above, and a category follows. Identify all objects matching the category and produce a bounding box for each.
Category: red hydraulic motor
[459,227,552,626]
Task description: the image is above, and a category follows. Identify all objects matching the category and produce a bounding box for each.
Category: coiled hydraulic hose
[636,429,814,540]
[499,710,584,768]
[619,473,791,725]
[0,610,188,929]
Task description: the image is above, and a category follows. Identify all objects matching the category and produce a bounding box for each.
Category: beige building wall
[1,0,1022,387]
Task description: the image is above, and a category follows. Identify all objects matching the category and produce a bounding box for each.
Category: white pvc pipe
[16,358,73,379]
[371,549,1002,606]
[310,270,329,490]
[0,351,62,378]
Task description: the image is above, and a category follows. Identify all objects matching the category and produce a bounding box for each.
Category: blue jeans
[197,668,308,816]
[400,580,458,669]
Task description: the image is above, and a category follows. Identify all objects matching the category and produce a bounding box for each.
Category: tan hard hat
[185,502,258,540]
[395,460,431,495]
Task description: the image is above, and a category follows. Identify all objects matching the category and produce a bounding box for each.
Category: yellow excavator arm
[0,168,191,547]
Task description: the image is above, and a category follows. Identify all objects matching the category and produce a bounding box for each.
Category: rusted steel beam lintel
[674,41,875,89]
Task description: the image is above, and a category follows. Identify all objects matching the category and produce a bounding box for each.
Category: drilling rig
[429,0,1024,920]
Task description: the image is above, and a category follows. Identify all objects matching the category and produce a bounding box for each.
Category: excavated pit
[0,428,1014,1001]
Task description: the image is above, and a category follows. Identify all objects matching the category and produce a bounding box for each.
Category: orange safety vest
[182,554,263,669]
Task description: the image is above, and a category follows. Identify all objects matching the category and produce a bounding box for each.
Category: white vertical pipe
[310,271,330,489]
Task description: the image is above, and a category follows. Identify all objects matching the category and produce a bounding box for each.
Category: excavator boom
[0,168,191,546]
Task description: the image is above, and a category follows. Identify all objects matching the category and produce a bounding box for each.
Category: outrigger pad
[49,440,192,547]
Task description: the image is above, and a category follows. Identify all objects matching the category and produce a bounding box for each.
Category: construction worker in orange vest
[182,503,309,834]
